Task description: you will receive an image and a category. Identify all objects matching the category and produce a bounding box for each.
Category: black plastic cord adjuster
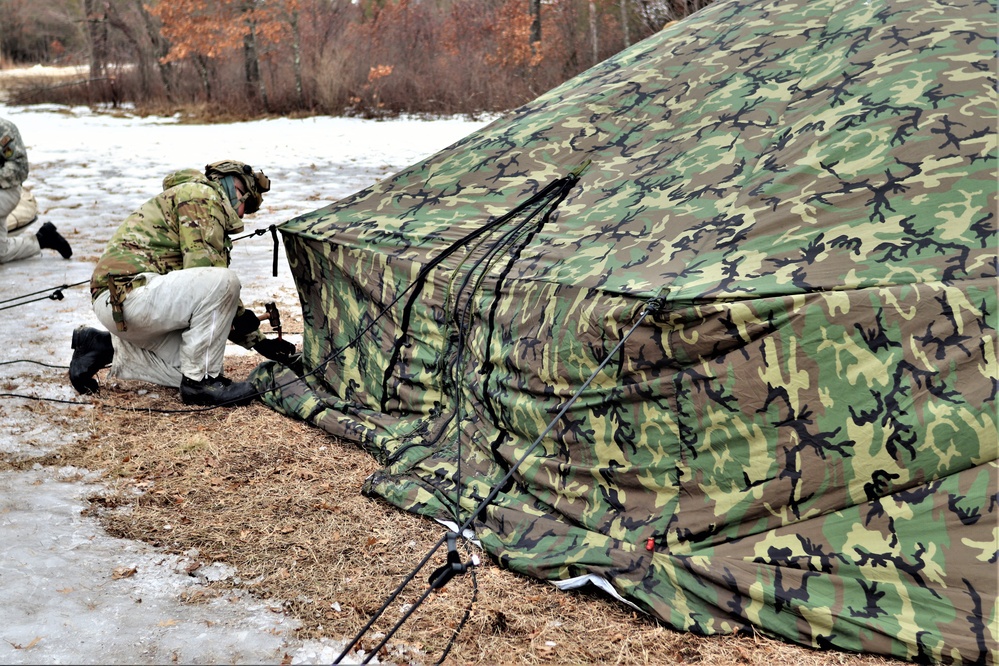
[427,532,467,590]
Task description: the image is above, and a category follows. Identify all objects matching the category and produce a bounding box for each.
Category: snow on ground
[0,101,492,665]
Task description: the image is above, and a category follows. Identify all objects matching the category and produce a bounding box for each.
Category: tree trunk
[289,7,305,107]
[242,19,268,108]
[529,0,541,53]
[196,55,212,101]
[104,3,151,97]
[589,0,598,66]
[620,0,630,48]
[132,0,175,99]
[82,0,109,79]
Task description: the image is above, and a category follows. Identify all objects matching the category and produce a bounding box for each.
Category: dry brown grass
[40,356,905,666]
[0,66,91,105]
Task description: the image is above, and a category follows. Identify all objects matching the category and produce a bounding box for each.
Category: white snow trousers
[0,186,40,264]
[93,267,242,388]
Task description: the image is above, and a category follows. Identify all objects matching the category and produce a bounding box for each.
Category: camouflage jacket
[0,117,29,190]
[91,168,263,347]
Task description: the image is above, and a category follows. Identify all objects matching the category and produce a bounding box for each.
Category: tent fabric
[251,0,998,662]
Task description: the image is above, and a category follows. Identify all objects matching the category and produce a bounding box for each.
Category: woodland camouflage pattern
[251,0,998,662]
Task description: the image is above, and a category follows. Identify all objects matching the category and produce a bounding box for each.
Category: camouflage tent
[251,0,998,661]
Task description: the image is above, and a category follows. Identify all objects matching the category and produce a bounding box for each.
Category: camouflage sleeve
[0,118,29,189]
[175,197,231,269]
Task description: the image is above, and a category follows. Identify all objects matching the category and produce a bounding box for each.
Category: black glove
[229,308,261,343]
[253,337,304,375]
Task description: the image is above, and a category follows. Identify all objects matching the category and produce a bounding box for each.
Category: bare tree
[529,0,541,53]
[287,5,304,107]
[82,0,108,78]
[15,0,720,117]
[195,54,214,101]
[588,0,598,66]
[103,2,154,97]
[242,18,267,106]
[620,0,630,47]
[133,0,176,99]
[0,0,85,64]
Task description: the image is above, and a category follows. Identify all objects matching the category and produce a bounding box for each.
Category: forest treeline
[0,0,715,118]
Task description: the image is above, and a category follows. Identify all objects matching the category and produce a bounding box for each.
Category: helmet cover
[205,160,270,214]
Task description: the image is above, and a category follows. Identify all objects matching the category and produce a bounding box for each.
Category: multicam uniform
[90,168,264,387]
[0,117,40,263]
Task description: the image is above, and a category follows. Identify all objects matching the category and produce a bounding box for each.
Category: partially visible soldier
[69,160,299,406]
[0,116,72,263]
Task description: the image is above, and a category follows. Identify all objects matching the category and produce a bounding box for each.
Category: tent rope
[335,286,667,664]
[230,223,284,277]
[377,164,590,472]
[0,279,90,311]
[446,168,582,524]
[378,162,591,414]
[0,223,280,314]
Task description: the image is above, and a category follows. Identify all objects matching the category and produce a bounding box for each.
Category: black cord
[0,390,237,414]
[0,280,90,305]
[0,357,258,414]
[0,224,306,409]
[444,168,581,525]
[332,170,589,664]
[0,379,270,412]
[270,225,279,277]
[347,290,660,664]
[0,360,70,369]
[377,168,590,412]
[0,221,279,315]
[0,392,95,406]
[434,555,478,665]
[352,534,479,665]
[229,223,281,243]
[229,223,284,277]
[0,279,90,311]
[380,172,582,468]
[334,531,452,663]
[443,198,562,522]
[1,219,282,313]
[0,223,276,311]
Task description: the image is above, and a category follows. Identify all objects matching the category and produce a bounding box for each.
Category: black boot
[180,375,257,407]
[69,326,114,394]
[36,222,73,259]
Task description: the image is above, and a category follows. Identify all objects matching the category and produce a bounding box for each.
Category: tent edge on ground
[252,0,999,662]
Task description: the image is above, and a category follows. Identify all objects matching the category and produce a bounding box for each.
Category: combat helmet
[205,160,271,214]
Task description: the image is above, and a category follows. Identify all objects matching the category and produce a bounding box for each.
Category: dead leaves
[6,636,41,650]
[111,565,138,579]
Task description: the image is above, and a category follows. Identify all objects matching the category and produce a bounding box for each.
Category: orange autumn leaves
[149,0,297,63]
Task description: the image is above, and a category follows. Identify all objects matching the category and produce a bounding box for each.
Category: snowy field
[0,101,492,664]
